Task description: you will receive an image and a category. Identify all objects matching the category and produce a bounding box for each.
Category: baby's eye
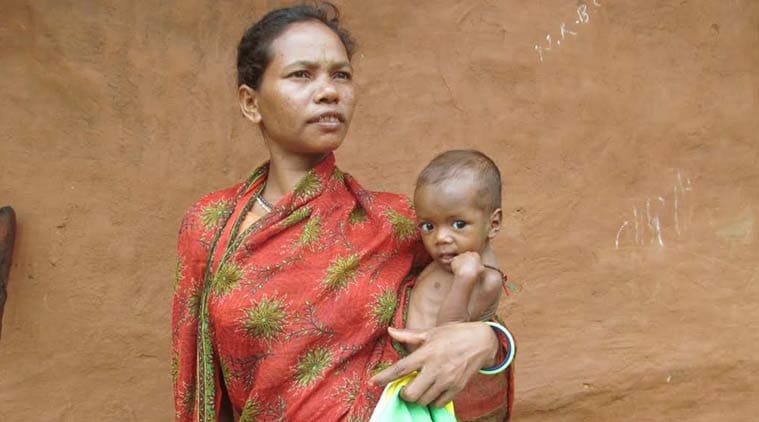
[418,222,434,233]
[452,220,467,230]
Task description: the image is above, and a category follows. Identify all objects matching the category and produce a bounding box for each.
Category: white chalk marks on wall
[615,171,693,249]
[534,0,602,62]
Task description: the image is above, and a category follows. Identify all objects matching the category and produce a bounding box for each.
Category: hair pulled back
[237,2,356,89]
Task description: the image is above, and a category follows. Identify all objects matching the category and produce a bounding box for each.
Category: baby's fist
[450,252,484,279]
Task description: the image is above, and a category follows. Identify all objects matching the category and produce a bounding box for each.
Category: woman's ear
[238,84,262,124]
[487,208,503,239]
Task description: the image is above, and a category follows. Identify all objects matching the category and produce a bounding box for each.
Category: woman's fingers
[404,361,466,407]
[399,369,435,403]
[418,362,467,407]
[413,378,452,407]
[371,354,418,386]
[387,326,428,345]
[432,389,459,409]
[371,328,431,386]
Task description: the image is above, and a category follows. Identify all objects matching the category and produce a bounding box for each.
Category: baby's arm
[467,266,503,322]
[436,252,484,325]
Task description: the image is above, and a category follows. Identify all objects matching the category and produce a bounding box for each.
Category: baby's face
[414,178,496,271]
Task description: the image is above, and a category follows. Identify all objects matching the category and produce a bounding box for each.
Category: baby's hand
[450,252,484,280]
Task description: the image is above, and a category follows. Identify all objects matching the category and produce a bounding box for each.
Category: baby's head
[414,150,503,270]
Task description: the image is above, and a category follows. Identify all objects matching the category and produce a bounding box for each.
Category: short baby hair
[416,150,502,212]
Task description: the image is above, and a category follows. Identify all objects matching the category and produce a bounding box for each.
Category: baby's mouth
[437,253,456,264]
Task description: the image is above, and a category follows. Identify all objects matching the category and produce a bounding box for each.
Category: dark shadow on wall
[0,206,16,340]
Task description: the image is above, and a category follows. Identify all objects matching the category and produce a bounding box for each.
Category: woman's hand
[370,322,499,408]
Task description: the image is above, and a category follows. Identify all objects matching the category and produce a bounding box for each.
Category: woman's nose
[314,77,339,104]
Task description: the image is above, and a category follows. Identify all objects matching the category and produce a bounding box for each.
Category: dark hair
[237,2,356,89]
[416,150,502,212]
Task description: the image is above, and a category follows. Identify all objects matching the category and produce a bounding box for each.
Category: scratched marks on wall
[534,0,603,62]
[615,171,694,249]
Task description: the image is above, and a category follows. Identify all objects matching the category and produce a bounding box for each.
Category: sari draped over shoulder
[172,153,512,421]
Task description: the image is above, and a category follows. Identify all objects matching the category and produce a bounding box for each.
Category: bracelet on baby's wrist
[478,321,516,375]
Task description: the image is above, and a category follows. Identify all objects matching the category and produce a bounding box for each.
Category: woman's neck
[262,151,327,202]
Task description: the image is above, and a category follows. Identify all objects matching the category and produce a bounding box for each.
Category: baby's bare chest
[412,267,455,310]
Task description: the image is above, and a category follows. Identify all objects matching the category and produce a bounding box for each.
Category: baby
[407,150,505,332]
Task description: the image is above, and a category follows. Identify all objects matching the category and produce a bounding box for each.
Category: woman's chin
[271,135,345,159]
[284,143,343,161]
[306,135,346,154]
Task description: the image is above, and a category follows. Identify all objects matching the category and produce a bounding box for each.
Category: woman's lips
[308,112,345,131]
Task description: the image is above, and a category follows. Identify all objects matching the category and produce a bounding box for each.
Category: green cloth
[369,373,457,422]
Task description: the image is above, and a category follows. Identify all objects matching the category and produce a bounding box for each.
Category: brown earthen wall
[1,1,757,420]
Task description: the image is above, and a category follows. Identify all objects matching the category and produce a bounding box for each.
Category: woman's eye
[419,222,434,233]
[452,220,467,229]
[290,70,310,78]
[334,71,352,80]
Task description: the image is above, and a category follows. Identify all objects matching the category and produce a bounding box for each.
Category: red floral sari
[172,154,512,421]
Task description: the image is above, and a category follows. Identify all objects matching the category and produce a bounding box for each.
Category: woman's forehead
[269,21,349,67]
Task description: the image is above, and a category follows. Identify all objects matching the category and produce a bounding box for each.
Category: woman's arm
[171,210,206,421]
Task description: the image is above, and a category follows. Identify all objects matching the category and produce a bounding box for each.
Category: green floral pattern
[200,201,229,229]
[299,217,322,247]
[242,297,287,341]
[280,207,311,228]
[348,206,367,225]
[212,262,243,295]
[293,170,321,200]
[386,209,416,241]
[323,254,360,291]
[371,289,397,326]
[239,397,261,422]
[295,347,332,387]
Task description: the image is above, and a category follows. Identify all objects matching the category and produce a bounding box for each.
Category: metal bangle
[479,321,516,375]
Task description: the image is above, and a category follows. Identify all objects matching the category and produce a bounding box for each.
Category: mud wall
[1,1,757,420]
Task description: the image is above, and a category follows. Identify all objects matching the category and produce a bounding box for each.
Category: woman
[172,3,512,421]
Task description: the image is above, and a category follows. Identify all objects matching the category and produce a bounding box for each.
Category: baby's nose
[435,229,453,243]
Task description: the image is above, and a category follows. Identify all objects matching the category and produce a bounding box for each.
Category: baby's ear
[487,208,503,239]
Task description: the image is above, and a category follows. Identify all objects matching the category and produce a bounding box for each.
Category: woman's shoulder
[180,182,243,225]
[357,190,419,244]
[371,191,415,213]
[343,174,416,217]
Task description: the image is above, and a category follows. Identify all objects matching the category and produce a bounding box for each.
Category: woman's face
[248,21,356,157]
